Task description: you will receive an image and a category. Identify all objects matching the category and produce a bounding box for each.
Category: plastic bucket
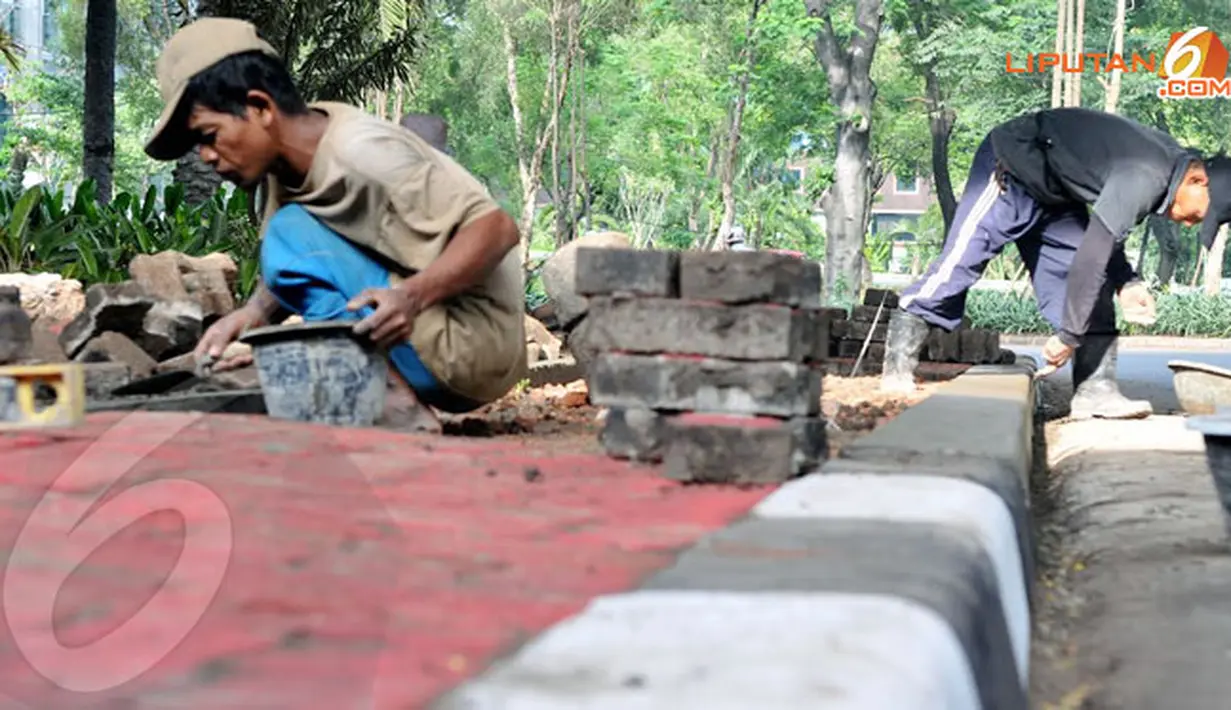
[240,321,387,427]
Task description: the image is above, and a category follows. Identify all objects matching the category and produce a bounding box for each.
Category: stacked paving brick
[576,247,828,485]
[826,288,1010,372]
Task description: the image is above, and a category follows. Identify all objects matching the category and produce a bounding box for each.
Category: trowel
[1034,363,1059,379]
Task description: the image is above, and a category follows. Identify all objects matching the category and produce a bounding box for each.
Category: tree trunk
[500,4,575,265]
[6,142,28,191]
[1052,0,1067,107]
[371,88,388,120]
[173,150,224,205]
[549,6,562,246]
[925,79,956,235]
[1205,224,1227,295]
[83,0,117,204]
[173,0,223,205]
[804,0,883,303]
[716,0,765,250]
[1063,0,1075,105]
[863,157,887,229]
[502,18,537,257]
[562,41,580,245]
[689,136,721,234]
[1071,0,1085,106]
[905,5,956,235]
[574,48,591,234]
[393,79,405,122]
[553,4,579,248]
[1103,0,1125,113]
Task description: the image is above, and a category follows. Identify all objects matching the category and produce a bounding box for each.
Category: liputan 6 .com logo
[1157,27,1230,98]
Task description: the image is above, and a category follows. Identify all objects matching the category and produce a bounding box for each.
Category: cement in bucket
[240,321,387,427]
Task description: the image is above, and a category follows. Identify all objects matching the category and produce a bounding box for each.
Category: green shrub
[1137,290,1231,337]
[964,289,1051,334]
[966,288,1231,337]
[0,179,261,300]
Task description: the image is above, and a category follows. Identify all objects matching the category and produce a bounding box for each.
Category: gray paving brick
[586,296,822,362]
[575,247,679,298]
[678,251,821,307]
[598,408,668,462]
[863,288,900,308]
[588,352,822,417]
[846,320,888,342]
[826,370,1036,593]
[926,328,962,363]
[663,413,826,484]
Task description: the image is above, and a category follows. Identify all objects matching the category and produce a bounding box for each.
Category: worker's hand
[193,305,263,372]
[1118,281,1157,326]
[1035,334,1076,378]
[348,281,426,349]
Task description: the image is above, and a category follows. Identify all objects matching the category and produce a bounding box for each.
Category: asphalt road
[1009,343,1231,414]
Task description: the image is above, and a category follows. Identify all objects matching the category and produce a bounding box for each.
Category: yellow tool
[0,363,86,430]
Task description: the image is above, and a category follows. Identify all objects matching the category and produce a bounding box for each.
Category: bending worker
[881,106,1228,419]
[143,18,528,432]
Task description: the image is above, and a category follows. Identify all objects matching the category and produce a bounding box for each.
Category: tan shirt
[260,101,527,403]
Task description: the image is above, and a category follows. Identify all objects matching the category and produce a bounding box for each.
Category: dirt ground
[1029,417,1231,710]
[438,375,941,458]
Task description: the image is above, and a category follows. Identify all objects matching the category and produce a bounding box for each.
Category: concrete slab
[753,473,1029,679]
[587,352,822,418]
[825,369,1037,584]
[644,518,1026,710]
[836,370,1034,483]
[434,592,980,710]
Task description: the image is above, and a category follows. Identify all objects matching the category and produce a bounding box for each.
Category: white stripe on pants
[899,175,1002,310]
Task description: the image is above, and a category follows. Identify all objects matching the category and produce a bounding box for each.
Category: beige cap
[144,18,279,161]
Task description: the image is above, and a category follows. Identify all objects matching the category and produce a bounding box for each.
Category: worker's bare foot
[379,370,442,434]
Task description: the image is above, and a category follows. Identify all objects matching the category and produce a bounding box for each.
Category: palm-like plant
[149,0,422,109]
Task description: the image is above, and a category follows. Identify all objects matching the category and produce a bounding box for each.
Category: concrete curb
[434,364,1037,709]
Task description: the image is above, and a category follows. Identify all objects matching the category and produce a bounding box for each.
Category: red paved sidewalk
[0,412,768,709]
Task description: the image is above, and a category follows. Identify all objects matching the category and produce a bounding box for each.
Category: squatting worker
[143,18,528,432]
[880,107,1225,420]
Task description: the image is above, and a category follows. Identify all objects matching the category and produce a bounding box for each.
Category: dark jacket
[989,108,1197,345]
[990,107,1196,236]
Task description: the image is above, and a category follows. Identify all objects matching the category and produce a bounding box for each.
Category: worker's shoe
[1069,334,1152,420]
[880,308,931,394]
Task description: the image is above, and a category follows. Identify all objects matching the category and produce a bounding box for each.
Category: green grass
[965,288,1231,338]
